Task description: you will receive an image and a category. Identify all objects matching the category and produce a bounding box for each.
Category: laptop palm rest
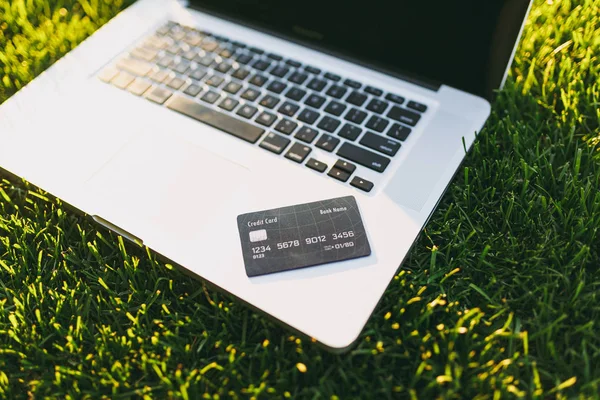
[385,110,472,212]
[81,131,251,249]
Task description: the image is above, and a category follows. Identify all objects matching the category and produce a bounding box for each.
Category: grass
[0,0,599,398]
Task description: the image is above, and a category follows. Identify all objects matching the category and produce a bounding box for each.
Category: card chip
[249,229,267,242]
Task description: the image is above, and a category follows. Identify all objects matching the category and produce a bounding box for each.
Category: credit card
[237,196,371,277]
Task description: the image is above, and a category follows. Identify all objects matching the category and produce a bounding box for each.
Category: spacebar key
[167,95,265,143]
[337,143,390,172]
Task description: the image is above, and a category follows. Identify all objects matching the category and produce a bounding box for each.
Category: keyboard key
[364,86,383,96]
[231,40,246,48]
[117,57,153,76]
[350,176,374,192]
[195,54,215,67]
[337,142,390,172]
[317,116,341,133]
[305,94,326,109]
[131,46,159,62]
[157,46,178,61]
[278,101,300,117]
[347,91,368,106]
[127,78,151,96]
[326,85,347,99]
[388,106,421,126]
[252,59,271,71]
[270,66,290,78]
[344,79,361,89]
[249,47,265,55]
[328,168,351,182]
[260,132,290,154]
[338,123,362,141]
[167,95,264,143]
[285,87,307,101]
[235,53,253,65]
[215,61,232,73]
[298,109,320,124]
[232,68,250,80]
[266,80,287,94]
[259,94,280,109]
[305,66,322,74]
[205,74,225,87]
[286,59,302,68]
[344,108,368,124]
[189,68,207,81]
[212,34,229,42]
[149,69,170,83]
[166,43,181,55]
[98,67,119,83]
[288,72,308,85]
[334,159,356,174]
[241,88,260,101]
[305,158,327,173]
[295,126,319,143]
[228,45,243,54]
[249,74,268,87]
[184,35,203,48]
[212,34,228,42]
[169,33,186,44]
[111,71,135,89]
[237,104,258,119]
[365,115,389,132]
[256,111,278,127]
[324,101,347,116]
[359,132,401,156]
[156,24,172,36]
[201,90,220,104]
[219,97,239,111]
[144,35,169,50]
[315,134,340,152]
[182,49,200,60]
[307,78,327,92]
[385,93,405,104]
[223,81,243,94]
[183,83,202,97]
[285,143,312,163]
[157,55,174,68]
[219,48,234,58]
[172,59,191,74]
[267,53,283,61]
[387,123,412,141]
[201,40,218,52]
[167,76,185,90]
[165,30,183,42]
[324,72,341,81]
[407,100,427,113]
[366,99,389,114]
[274,119,298,135]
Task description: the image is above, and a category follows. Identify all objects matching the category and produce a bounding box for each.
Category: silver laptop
[0,0,532,351]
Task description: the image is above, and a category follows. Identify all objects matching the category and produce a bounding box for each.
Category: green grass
[1,0,599,398]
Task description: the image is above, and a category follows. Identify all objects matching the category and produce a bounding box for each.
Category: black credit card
[237,196,371,277]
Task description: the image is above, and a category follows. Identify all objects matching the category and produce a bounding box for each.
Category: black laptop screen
[189,0,530,99]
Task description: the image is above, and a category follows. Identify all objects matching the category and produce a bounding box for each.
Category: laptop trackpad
[82,132,251,246]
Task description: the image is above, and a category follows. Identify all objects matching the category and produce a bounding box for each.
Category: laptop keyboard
[98,21,428,193]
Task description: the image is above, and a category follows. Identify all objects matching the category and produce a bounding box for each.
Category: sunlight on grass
[0,0,599,398]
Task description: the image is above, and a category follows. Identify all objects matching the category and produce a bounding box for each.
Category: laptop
[0,0,532,351]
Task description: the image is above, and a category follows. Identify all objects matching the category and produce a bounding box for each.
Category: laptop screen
[189,0,530,99]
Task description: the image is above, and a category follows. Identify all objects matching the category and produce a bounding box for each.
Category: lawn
[0,0,599,398]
